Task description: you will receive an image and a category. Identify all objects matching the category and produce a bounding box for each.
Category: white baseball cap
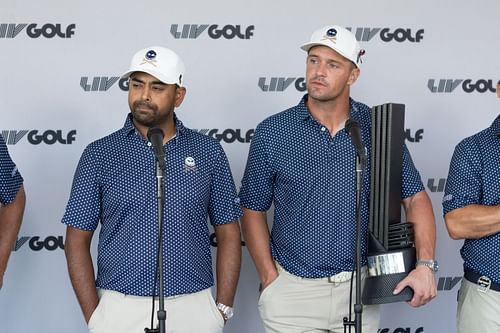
[122,46,185,86]
[301,25,365,68]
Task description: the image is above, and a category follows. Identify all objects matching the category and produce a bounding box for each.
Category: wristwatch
[216,302,234,320]
[416,259,439,272]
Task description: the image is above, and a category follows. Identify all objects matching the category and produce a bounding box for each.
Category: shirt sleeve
[238,121,275,211]
[61,144,102,231]
[401,143,425,199]
[208,143,242,225]
[0,135,23,204]
[442,137,481,215]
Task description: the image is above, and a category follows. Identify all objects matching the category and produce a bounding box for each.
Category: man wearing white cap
[239,25,437,332]
[0,135,25,290]
[442,81,500,333]
[62,46,242,333]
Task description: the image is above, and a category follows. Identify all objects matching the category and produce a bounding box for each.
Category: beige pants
[258,263,380,333]
[88,288,224,333]
[457,278,500,332]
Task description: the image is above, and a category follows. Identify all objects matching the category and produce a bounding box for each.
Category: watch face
[432,261,439,272]
[226,308,234,319]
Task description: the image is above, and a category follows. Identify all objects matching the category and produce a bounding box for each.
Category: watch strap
[416,259,439,272]
[216,302,234,320]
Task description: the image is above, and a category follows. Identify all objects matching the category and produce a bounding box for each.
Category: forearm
[240,208,277,286]
[445,204,500,239]
[215,221,242,306]
[397,191,437,307]
[0,185,25,282]
[65,226,98,323]
[403,190,436,260]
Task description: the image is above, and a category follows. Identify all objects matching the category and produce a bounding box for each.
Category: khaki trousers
[258,263,380,333]
[457,278,500,333]
[88,288,224,333]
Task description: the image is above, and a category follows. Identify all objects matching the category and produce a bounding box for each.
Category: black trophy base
[362,272,413,305]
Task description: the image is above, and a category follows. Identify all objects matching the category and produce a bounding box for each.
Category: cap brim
[121,68,182,86]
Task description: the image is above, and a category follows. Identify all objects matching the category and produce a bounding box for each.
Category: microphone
[147,127,165,169]
[345,118,366,160]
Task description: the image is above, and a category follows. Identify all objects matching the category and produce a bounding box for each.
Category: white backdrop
[1,1,499,332]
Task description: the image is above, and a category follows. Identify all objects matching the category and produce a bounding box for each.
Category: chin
[133,114,156,128]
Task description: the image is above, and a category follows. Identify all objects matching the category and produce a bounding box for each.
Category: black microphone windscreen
[345,118,366,159]
[147,127,164,141]
[147,127,166,168]
[345,118,360,133]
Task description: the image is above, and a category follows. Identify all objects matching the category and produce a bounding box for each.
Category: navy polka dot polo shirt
[62,113,242,296]
[239,95,424,278]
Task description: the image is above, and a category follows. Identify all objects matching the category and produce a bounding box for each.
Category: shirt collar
[295,95,310,121]
[296,94,362,123]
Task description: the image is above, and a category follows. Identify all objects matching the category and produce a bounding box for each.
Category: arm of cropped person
[444,204,500,240]
[0,185,25,289]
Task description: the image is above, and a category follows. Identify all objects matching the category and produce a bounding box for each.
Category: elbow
[444,215,464,240]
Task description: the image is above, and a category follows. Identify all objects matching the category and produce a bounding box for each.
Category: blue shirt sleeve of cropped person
[443,115,500,213]
[442,138,482,214]
[0,135,24,205]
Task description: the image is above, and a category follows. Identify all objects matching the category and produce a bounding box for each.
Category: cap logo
[140,49,158,67]
[322,28,338,44]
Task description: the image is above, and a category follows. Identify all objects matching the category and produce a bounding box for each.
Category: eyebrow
[307,54,342,64]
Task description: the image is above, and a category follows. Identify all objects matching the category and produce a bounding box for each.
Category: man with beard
[0,134,25,290]
[62,46,242,333]
[238,26,437,332]
[442,81,500,332]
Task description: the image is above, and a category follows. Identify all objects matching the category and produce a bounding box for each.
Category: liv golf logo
[346,27,424,42]
[258,77,306,92]
[1,130,77,145]
[428,79,499,93]
[170,24,254,39]
[0,23,76,38]
[80,76,129,92]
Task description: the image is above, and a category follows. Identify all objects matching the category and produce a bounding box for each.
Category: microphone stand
[344,154,366,333]
[145,161,166,333]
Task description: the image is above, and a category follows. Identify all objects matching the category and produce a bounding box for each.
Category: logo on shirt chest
[183,156,197,172]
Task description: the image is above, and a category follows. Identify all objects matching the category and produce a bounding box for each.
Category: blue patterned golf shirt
[239,95,424,278]
[62,113,242,296]
[443,115,500,284]
[0,135,23,204]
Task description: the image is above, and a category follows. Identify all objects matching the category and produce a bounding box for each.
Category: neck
[306,94,351,136]
[133,118,176,144]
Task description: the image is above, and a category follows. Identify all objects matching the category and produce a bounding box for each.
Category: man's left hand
[393,265,437,307]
